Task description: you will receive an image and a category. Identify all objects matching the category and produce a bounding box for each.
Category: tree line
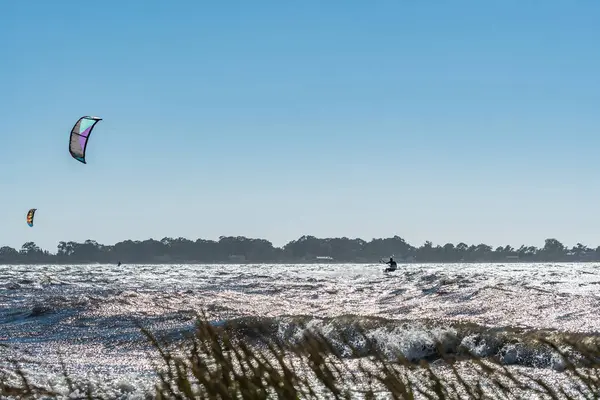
[0,236,597,264]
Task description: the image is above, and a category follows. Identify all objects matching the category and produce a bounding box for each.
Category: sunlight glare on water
[1,262,600,397]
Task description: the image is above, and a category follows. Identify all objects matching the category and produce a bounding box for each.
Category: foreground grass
[2,317,600,399]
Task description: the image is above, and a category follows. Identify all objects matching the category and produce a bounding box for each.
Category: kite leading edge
[26,208,36,227]
[69,116,102,164]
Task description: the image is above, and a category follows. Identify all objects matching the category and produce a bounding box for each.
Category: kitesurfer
[384,257,397,272]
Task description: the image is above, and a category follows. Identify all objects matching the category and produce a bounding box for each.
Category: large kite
[69,116,102,164]
[26,208,36,227]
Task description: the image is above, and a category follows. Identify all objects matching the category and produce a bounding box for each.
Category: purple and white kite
[69,116,102,164]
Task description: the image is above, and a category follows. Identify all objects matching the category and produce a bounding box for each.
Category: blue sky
[2,0,600,252]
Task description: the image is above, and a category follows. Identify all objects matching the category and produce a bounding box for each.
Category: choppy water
[1,262,600,398]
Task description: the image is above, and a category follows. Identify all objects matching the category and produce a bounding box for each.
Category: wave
[8,306,588,373]
[204,314,600,371]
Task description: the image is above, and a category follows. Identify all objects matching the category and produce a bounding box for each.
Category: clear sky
[2,0,600,252]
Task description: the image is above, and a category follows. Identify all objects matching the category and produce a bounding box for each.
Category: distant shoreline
[1,235,596,264]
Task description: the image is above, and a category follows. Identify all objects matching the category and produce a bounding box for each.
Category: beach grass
[2,315,600,399]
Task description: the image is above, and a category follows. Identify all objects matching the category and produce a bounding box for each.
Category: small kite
[26,208,37,227]
[69,116,102,164]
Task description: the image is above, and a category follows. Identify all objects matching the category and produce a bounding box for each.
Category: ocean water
[1,262,600,398]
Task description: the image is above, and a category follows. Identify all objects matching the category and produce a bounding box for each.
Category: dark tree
[0,236,593,264]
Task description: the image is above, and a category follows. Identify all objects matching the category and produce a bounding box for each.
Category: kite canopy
[69,116,102,164]
[26,208,36,227]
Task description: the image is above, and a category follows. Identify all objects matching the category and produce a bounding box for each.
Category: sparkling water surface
[1,262,599,398]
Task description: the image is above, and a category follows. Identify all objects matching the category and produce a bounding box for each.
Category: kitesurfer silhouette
[384,257,397,272]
